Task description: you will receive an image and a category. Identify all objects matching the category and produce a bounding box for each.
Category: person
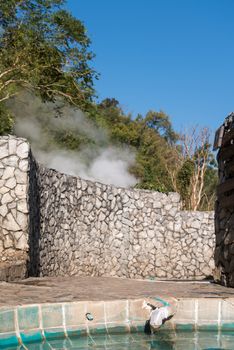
[142,297,175,334]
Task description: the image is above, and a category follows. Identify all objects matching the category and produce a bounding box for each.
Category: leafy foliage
[0,0,96,117]
[0,104,14,135]
[92,100,179,192]
[87,99,217,210]
[176,159,195,207]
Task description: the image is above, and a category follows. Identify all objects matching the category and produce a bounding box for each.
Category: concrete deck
[0,276,234,307]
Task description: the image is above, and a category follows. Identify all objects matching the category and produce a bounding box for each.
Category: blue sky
[66,0,234,132]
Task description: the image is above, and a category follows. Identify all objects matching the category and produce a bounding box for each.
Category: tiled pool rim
[1,298,234,347]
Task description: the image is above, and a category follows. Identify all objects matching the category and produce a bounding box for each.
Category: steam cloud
[9,93,137,188]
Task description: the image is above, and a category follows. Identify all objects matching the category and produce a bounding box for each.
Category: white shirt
[149,306,170,328]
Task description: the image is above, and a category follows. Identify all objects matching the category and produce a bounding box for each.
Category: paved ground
[1,277,234,307]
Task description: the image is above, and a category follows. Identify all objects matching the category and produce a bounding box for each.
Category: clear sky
[66,0,234,132]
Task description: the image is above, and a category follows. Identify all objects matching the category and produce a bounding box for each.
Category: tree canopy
[90,99,217,209]
[0,0,96,126]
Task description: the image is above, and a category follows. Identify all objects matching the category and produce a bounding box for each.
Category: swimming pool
[1,298,234,349]
[3,330,234,350]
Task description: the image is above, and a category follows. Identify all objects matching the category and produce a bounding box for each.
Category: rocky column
[0,136,29,280]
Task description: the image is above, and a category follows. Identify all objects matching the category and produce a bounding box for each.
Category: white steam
[10,93,137,188]
[38,148,136,187]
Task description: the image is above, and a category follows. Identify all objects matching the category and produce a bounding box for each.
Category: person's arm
[153,297,170,307]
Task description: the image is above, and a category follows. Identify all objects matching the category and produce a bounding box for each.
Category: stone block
[190,220,201,229]
[0,143,9,159]
[5,178,16,189]
[3,213,20,231]
[14,169,27,184]
[3,235,13,249]
[2,156,18,167]
[1,192,13,204]
[15,234,28,251]
[16,142,29,159]
[2,167,15,180]
[0,205,8,217]
[19,160,28,172]
[17,200,28,214]
[8,139,17,154]
[15,184,27,197]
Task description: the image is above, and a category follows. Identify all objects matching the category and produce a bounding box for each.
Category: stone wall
[37,167,215,279]
[0,136,29,280]
[0,136,215,280]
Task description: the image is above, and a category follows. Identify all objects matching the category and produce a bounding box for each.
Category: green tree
[0,0,96,134]
[0,104,13,135]
[142,110,178,145]
[95,100,180,192]
[176,159,195,208]
[94,101,218,209]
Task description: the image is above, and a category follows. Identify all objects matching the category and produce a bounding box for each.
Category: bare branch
[179,126,212,211]
[0,92,17,103]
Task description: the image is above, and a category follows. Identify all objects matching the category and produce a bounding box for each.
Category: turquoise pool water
[3,331,234,350]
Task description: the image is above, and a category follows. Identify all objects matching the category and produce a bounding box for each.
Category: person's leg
[144,319,152,334]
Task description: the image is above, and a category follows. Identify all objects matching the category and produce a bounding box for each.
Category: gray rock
[14,169,27,184]
[2,213,20,231]
[15,184,27,197]
[15,234,28,250]
[2,167,15,180]
[19,159,28,172]
[16,142,29,159]
[0,144,9,159]
[3,234,13,249]
[5,178,16,189]
[0,205,8,217]
[2,155,18,167]
[1,192,13,204]
[16,212,28,230]
[17,200,28,214]
[0,186,10,195]
[96,198,102,209]
[8,139,17,154]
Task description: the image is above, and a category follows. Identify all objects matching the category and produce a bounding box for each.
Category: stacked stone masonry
[38,167,215,279]
[0,136,215,280]
[0,136,29,279]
